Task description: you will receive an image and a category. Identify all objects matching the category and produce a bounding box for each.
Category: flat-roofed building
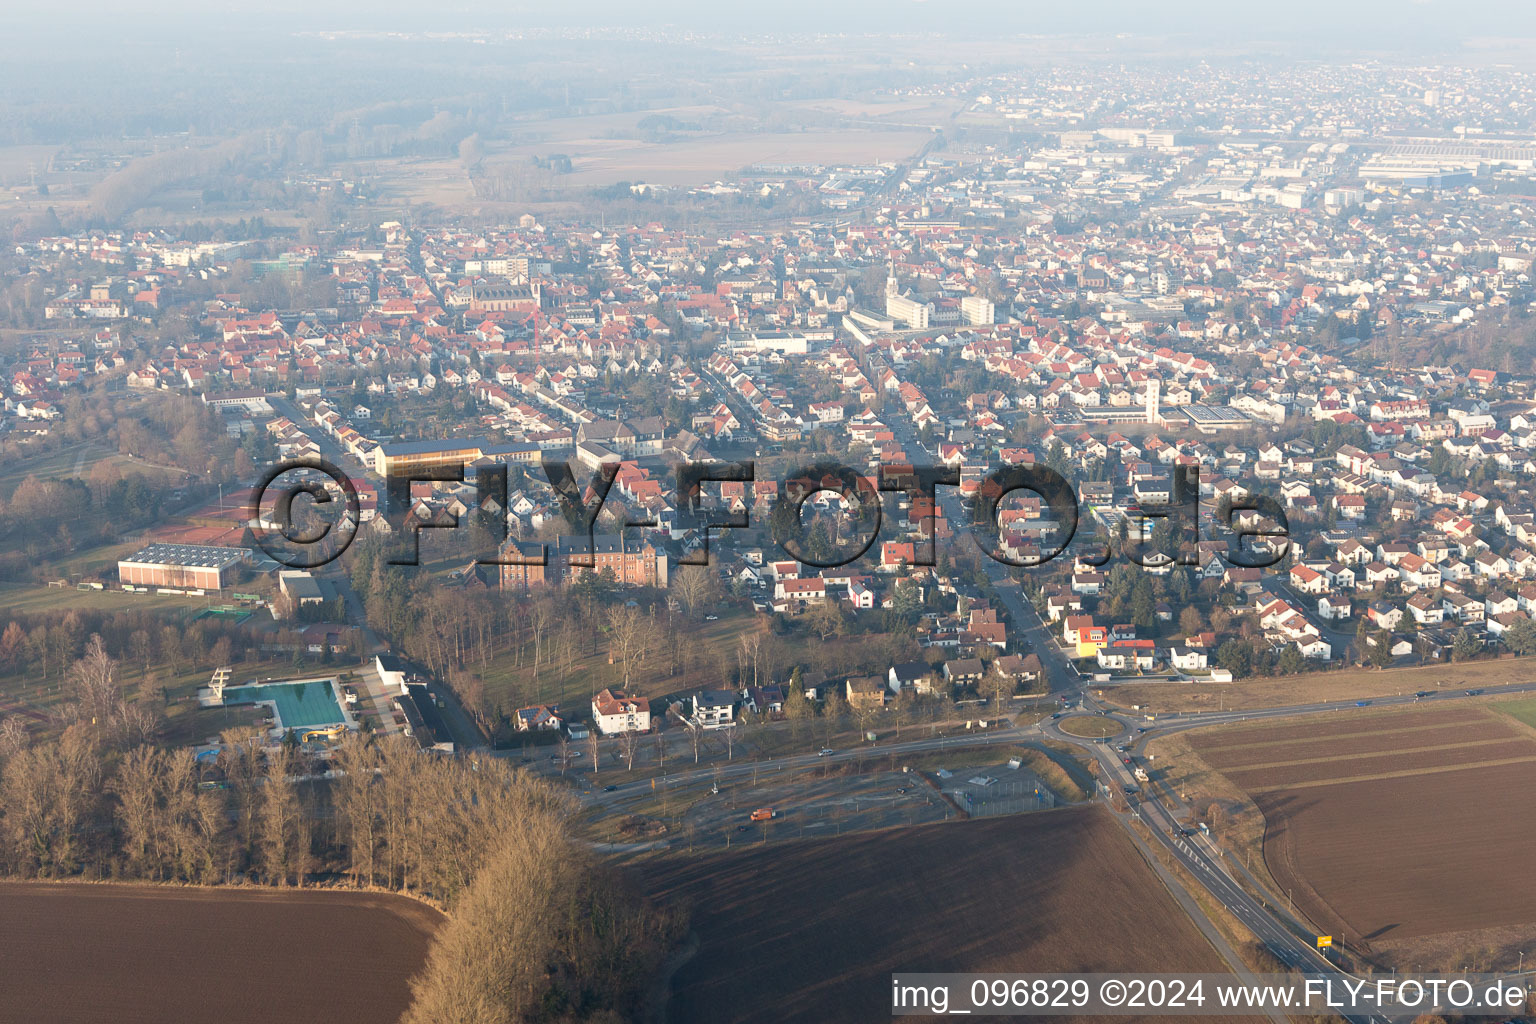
[373,438,542,476]
[118,543,246,591]
[373,438,489,477]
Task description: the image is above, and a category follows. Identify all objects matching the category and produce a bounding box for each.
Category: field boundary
[1255,796,1352,947]
[1224,736,1523,773]
[1245,753,1536,793]
[1193,714,1493,753]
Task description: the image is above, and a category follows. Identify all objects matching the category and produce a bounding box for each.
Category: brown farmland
[1186,705,1536,951]
[0,882,441,1024]
[648,806,1246,1024]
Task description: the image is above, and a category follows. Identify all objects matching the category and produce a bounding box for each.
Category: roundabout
[1056,714,1126,740]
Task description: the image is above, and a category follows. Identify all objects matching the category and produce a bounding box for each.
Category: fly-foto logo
[249,457,1290,575]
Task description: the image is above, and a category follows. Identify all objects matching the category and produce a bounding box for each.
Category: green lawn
[0,442,100,498]
[1493,697,1536,730]
[159,701,267,747]
[1057,714,1124,739]
[37,537,148,582]
[0,581,213,615]
[0,443,192,500]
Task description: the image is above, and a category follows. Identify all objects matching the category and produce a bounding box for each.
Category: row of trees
[0,607,252,688]
[0,640,679,1022]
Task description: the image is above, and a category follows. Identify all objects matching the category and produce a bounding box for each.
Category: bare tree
[0,716,27,757]
[554,622,579,687]
[333,735,382,886]
[218,726,266,867]
[120,702,162,746]
[722,723,739,761]
[669,705,703,764]
[671,564,716,615]
[108,745,161,878]
[69,634,124,731]
[618,729,640,771]
[606,605,658,688]
[737,632,763,690]
[530,598,556,678]
[987,667,1014,722]
[260,745,301,885]
[556,733,571,777]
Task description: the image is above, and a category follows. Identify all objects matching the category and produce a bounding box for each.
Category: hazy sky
[13,0,1536,43]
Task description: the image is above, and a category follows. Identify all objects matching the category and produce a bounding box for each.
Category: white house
[690,689,737,730]
[592,688,652,735]
[1318,594,1352,622]
[1169,646,1209,672]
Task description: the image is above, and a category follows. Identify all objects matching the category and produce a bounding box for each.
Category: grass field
[0,882,439,1024]
[345,105,935,201]
[1058,714,1124,739]
[476,605,766,712]
[647,806,1247,1024]
[486,130,933,189]
[1107,656,1536,713]
[1493,696,1536,730]
[2,651,323,746]
[0,145,62,185]
[0,581,209,615]
[1178,704,1536,968]
[0,443,191,500]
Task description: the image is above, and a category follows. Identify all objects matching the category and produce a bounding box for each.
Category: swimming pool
[222,679,348,731]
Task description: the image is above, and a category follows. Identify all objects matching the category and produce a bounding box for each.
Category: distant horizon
[10,2,1536,55]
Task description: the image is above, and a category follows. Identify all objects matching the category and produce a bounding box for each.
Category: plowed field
[1188,705,1536,946]
[0,883,440,1024]
[649,806,1248,1024]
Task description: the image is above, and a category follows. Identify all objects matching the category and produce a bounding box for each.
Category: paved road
[579,724,1029,809]
[1259,574,1358,660]
[884,410,1082,693]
